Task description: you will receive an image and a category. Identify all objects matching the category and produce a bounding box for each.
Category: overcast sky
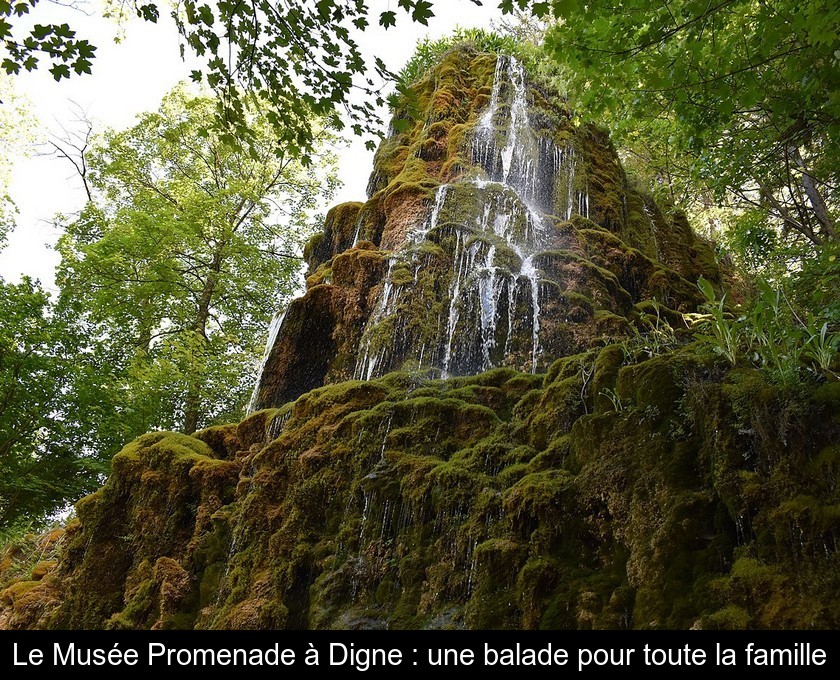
[0,0,502,289]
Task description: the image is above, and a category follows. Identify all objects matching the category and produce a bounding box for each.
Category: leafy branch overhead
[170,0,490,158]
[545,0,838,247]
[1,0,504,159]
[0,0,96,80]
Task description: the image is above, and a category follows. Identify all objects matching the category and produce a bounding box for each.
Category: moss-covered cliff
[252,48,721,409]
[3,348,839,629]
[2,47,836,631]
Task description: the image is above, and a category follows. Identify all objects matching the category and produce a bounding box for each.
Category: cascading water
[246,310,286,414]
[355,55,584,379]
[250,53,594,406]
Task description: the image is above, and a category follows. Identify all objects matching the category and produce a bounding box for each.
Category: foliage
[598,386,624,412]
[723,207,781,274]
[0,277,105,530]
[1,0,512,159]
[695,276,838,382]
[397,27,527,86]
[788,241,840,325]
[545,0,838,250]
[695,277,740,367]
[1,1,590,161]
[627,299,680,360]
[0,521,66,588]
[0,0,96,80]
[56,85,338,439]
[0,72,35,244]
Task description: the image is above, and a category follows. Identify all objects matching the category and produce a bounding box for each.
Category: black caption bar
[4,631,839,676]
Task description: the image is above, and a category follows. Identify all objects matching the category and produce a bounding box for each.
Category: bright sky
[0,0,502,290]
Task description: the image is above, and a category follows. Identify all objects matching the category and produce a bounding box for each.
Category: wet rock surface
[251,49,721,410]
[4,48,837,631]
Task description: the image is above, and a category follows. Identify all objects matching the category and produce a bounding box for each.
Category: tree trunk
[757,178,821,246]
[790,145,836,241]
[183,247,224,435]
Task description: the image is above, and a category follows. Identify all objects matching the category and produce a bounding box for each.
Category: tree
[57,85,337,436]
[0,71,35,243]
[2,1,497,159]
[0,276,106,530]
[543,0,838,249]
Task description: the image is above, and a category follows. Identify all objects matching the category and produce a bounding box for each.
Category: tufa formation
[2,48,838,630]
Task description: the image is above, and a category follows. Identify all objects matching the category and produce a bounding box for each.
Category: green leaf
[697,276,715,303]
[136,4,160,23]
[411,0,434,25]
[30,23,52,39]
[532,1,550,17]
[53,23,74,38]
[315,0,333,19]
[197,4,214,26]
[72,58,92,75]
[49,63,71,81]
[1,57,20,74]
[379,10,396,28]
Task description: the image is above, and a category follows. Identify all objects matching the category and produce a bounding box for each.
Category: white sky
[0,0,502,289]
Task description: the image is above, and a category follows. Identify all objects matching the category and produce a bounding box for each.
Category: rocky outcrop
[3,352,839,629]
[251,48,721,409]
[6,48,836,632]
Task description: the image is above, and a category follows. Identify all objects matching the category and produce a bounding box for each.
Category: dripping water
[352,54,587,381]
[246,310,286,414]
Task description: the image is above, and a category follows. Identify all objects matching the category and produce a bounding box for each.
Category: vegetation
[0,72,34,241]
[2,345,838,630]
[1,0,499,158]
[0,2,837,630]
[544,0,838,256]
[695,276,839,383]
[397,27,528,86]
[0,85,336,529]
[56,86,337,437]
[0,278,106,529]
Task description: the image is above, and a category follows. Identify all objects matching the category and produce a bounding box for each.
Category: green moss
[592,345,624,413]
[503,470,574,527]
[704,604,752,630]
[236,409,279,450]
[6,47,833,634]
[616,353,689,417]
[544,351,596,386]
[814,381,840,423]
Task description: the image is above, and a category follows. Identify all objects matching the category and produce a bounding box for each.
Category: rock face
[251,49,720,409]
[4,48,839,631]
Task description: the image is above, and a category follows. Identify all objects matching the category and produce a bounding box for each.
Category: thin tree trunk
[183,247,223,435]
[790,145,836,240]
[756,179,822,246]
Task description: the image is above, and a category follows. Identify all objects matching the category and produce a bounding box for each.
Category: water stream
[252,54,592,399]
[356,55,583,379]
[246,310,286,414]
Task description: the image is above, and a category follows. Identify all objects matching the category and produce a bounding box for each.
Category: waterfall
[246,310,286,414]
[355,258,398,381]
[350,213,363,247]
[353,54,581,379]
